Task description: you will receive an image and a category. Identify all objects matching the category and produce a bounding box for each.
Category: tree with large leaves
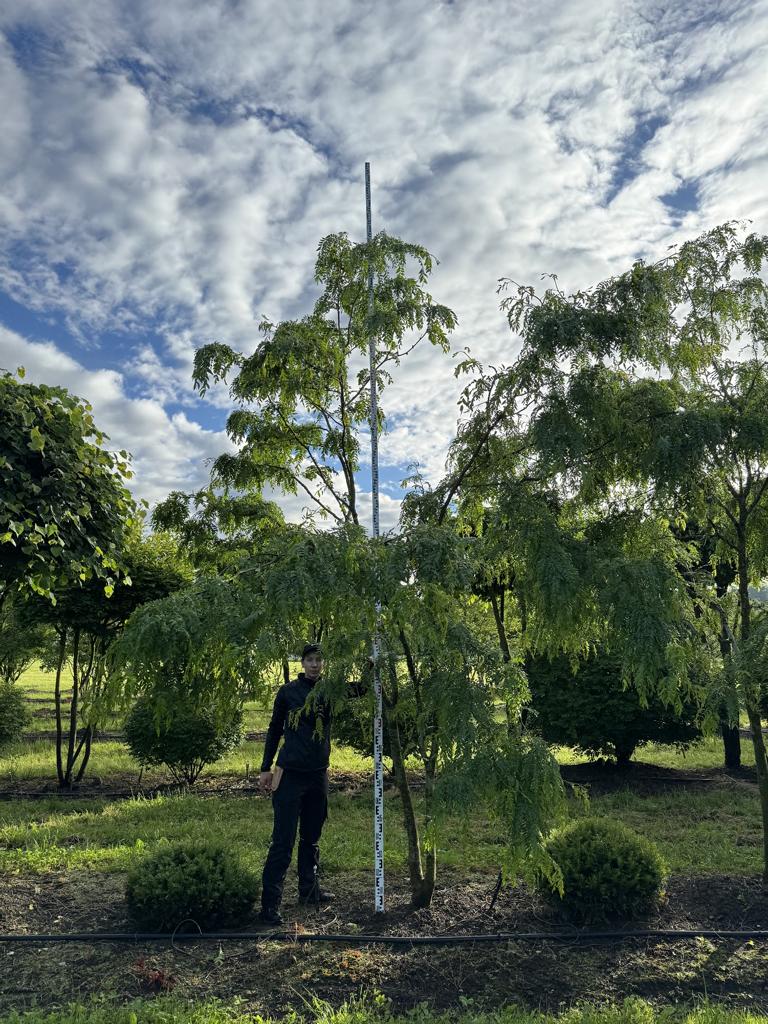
[0,369,140,607]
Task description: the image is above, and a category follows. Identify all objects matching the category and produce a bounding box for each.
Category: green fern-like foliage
[538,817,668,924]
[126,840,259,931]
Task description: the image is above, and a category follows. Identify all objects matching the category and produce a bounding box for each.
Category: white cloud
[0,0,766,524]
[0,325,234,510]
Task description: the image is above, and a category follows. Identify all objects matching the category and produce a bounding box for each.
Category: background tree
[32,531,193,787]
[0,369,139,607]
[0,593,52,684]
[433,221,768,880]
[152,489,286,577]
[525,647,704,768]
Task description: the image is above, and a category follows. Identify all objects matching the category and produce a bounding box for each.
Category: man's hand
[259,771,273,793]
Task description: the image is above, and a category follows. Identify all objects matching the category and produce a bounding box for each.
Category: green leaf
[28,426,45,451]
[16,366,25,379]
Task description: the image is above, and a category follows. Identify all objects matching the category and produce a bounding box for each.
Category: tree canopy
[0,369,140,607]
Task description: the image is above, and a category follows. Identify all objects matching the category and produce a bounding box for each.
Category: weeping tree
[105,520,569,908]
[422,220,768,882]
[130,227,570,907]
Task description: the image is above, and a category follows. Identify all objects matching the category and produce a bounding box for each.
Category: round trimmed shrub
[0,680,30,749]
[538,817,667,924]
[126,840,260,931]
[124,696,243,785]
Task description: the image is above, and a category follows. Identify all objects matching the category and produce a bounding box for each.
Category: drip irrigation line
[0,928,766,946]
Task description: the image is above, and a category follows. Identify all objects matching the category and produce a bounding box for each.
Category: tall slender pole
[365,161,385,914]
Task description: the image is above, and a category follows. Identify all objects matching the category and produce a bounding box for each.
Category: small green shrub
[124,696,243,784]
[538,817,668,924]
[0,680,31,748]
[126,840,260,931]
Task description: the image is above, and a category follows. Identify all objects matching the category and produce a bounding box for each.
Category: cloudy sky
[1,0,767,531]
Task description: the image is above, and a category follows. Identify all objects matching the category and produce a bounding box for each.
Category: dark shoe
[298,888,335,905]
[257,907,283,926]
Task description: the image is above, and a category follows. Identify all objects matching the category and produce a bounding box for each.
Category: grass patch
[0,995,766,1024]
[0,788,505,875]
[0,781,761,876]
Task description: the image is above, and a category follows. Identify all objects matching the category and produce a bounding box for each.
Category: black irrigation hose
[0,928,767,946]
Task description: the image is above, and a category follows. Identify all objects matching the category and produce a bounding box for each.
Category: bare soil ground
[0,761,760,802]
[0,868,766,1016]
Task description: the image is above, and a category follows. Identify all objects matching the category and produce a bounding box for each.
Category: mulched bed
[0,761,758,802]
[559,760,759,795]
[0,868,766,1014]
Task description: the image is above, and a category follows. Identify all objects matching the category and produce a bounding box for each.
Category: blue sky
[1,0,767,530]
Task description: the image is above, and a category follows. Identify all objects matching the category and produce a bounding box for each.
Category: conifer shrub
[124,695,242,785]
[0,680,30,749]
[126,840,259,931]
[538,817,667,924]
[525,650,703,766]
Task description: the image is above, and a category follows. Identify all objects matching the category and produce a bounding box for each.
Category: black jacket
[260,673,367,773]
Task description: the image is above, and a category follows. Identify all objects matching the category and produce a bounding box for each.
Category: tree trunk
[735,525,768,883]
[61,628,80,788]
[282,657,290,686]
[615,741,635,770]
[385,704,426,903]
[74,725,93,783]
[721,720,742,769]
[490,586,517,737]
[745,698,768,885]
[53,630,67,787]
[716,578,741,767]
[412,756,437,908]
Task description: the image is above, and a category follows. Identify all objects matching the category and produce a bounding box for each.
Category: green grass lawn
[0,779,761,876]
[2,666,767,1019]
[1,664,764,878]
[0,995,766,1024]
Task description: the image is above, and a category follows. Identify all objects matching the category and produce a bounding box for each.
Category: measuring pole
[365,161,385,914]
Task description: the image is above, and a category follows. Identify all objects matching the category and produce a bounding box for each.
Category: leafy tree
[0,369,139,607]
[112,228,570,908]
[152,489,286,577]
[0,593,52,684]
[0,680,30,750]
[429,221,768,881]
[32,531,193,787]
[124,689,243,785]
[190,230,457,526]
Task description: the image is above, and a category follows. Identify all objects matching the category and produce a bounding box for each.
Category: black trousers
[261,768,329,910]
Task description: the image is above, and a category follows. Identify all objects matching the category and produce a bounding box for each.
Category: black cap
[301,643,323,659]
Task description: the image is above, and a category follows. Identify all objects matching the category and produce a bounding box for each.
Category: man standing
[257,643,366,925]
